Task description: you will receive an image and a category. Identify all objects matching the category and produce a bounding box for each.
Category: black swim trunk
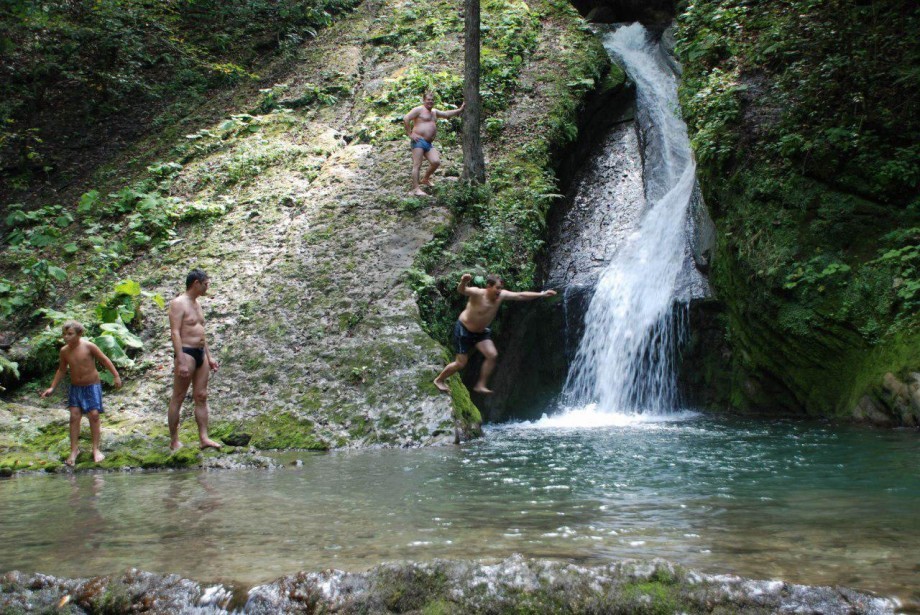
[453,320,491,355]
[179,347,205,369]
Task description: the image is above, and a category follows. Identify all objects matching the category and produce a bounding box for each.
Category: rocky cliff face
[0,0,612,472]
[675,0,920,424]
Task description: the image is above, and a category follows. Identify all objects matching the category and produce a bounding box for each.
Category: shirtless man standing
[404,91,465,196]
[168,269,221,450]
[434,273,557,395]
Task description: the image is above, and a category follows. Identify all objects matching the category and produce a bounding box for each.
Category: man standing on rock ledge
[168,269,221,451]
[434,273,556,395]
[404,91,465,196]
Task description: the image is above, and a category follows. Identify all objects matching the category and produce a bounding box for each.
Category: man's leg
[473,339,498,394]
[410,147,427,195]
[434,353,469,393]
[168,354,194,451]
[420,148,441,186]
[66,407,81,466]
[87,409,105,463]
[191,362,221,449]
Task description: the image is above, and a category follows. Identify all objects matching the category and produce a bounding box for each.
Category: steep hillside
[1,0,611,472]
[676,0,920,423]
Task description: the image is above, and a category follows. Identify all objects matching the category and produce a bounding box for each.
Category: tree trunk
[461,0,485,184]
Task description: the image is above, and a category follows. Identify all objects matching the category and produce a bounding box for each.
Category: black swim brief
[453,320,491,355]
[180,347,205,369]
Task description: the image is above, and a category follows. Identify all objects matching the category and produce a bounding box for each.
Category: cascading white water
[562,23,697,416]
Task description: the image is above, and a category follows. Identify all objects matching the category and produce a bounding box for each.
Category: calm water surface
[1,415,918,603]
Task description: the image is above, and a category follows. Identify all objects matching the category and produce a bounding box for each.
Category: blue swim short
[453,320,491,355]
[410,137,433,152]
[67,383,104,414]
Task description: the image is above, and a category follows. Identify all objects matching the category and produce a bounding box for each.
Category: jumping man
[434,273,557,395]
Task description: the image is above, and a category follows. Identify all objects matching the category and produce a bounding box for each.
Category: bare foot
[93,450,106,463]
[200,438,222,450]
[433,379,450,393]
[170,441,183,452]
[410,188,429,197]
[472,386,494,395]
[420,178,434,186]
[65,452,78,467]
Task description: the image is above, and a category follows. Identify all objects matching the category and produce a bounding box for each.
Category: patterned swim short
[67,383,104,413]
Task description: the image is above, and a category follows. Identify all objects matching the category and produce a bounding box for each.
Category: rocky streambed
[0,555,900,614]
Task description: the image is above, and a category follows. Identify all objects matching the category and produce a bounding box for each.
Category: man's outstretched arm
[502,289,557,302]
[436,102,465,119]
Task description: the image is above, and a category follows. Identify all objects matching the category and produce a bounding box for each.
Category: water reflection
[0,416,917,605]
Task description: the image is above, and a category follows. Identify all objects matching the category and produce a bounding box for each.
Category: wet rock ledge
[0,555,897,614]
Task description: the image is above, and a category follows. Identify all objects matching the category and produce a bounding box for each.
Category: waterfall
[562,23,697,415]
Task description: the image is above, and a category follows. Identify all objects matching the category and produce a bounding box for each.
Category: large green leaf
[47,266,67,281]
[99,321,144,349]
[93,334,134,367]
[144,292,166,309]
[114,279,141,297]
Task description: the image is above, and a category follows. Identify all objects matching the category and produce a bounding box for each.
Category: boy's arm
[436,102,465,119]
[90,342,122,389]
[40,350,68,397]
[404,107,421,137]
[501,289,557,302]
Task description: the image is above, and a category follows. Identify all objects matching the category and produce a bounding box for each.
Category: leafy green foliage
[361,0,541,144]
[677,0,919,332]
[0,355,19,391]
[678,0,919,202]
[0,0,361,187]
[677,0,920,415]
[16,277,163,385]
[872,228,920,312]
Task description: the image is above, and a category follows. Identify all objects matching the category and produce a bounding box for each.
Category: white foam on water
[496,404,700,431]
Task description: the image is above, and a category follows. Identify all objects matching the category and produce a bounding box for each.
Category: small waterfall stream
[562,23,697,416]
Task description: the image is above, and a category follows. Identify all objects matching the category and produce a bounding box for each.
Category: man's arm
[41,350,68,397]
[404,107,421,137]
[168,299,189,378]
[436,102,465,119]
[90,342,122,389]
[204,336,218,372]
[457,273,476,296]
[501,289,557,302]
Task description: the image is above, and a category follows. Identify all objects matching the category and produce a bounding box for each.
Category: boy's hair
[423,91,435,99]
[62,320,85,335]
[486,274,504,287]
[186,268,209,289]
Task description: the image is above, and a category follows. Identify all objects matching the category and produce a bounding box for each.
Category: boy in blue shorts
[41,320,122,466]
